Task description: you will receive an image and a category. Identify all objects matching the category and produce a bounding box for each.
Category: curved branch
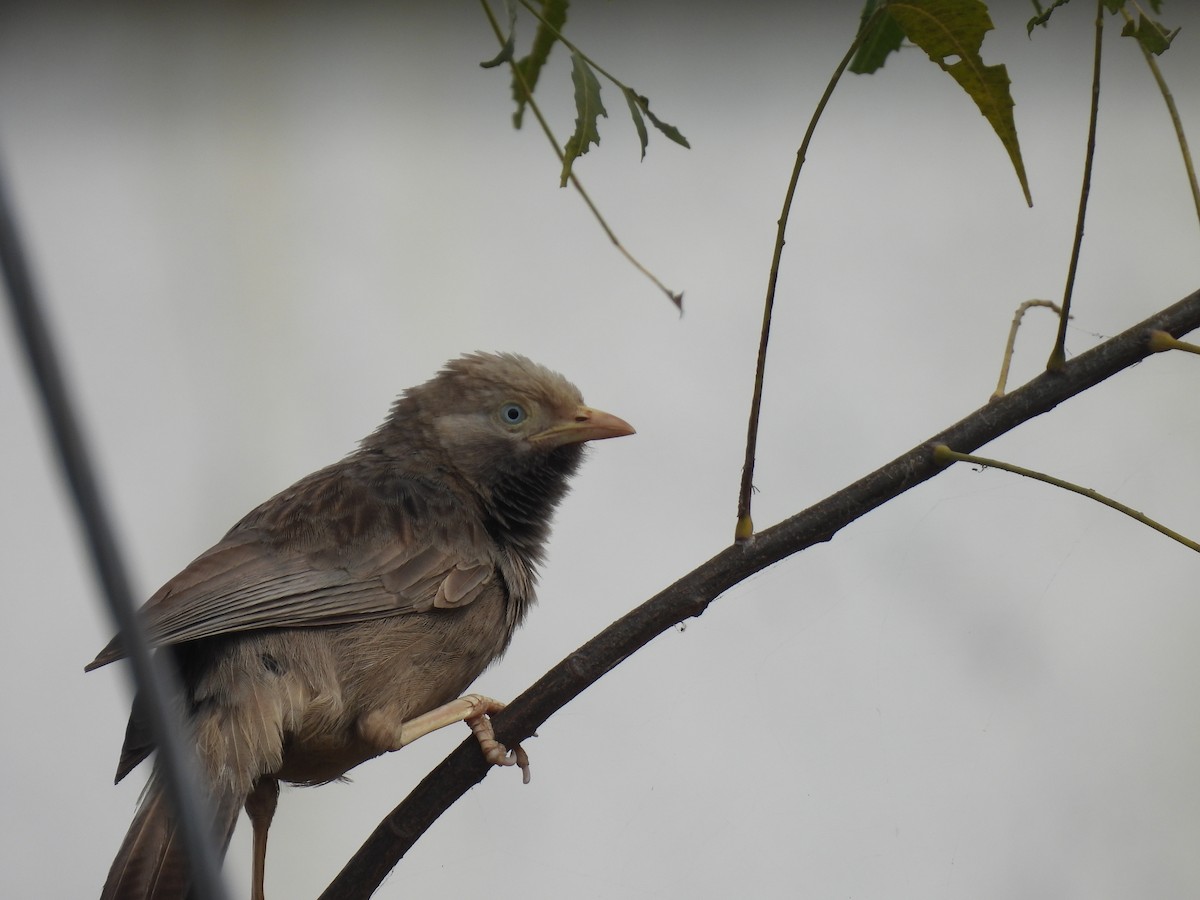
[320,287,1200,900]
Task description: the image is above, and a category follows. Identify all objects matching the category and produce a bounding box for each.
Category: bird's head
[368,353,633,540]
[417,352,632,485]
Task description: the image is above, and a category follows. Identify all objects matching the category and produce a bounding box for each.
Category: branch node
[734,514,755,543]
[931,443,956,465]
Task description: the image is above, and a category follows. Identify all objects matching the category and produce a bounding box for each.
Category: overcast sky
[3,2,1199,898]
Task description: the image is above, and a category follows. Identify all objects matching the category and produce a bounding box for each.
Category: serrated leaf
[480,0,518,69]
[622,87,650,159]
[622,88,689,159]
[511,0,570,128]
[560,51,607,187]
[635,93,691,149]
[850,0,906,74]
[1121,13,1180,55]
[890,0,1031,206]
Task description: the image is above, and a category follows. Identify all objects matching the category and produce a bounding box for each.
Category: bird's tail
[100,772,241,900]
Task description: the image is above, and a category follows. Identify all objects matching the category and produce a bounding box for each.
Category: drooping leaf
[1029,0,1178,53]
[637,94,690,149]
[1121,13,1180,55]
[621,87,690,160]
[480,0,518,69]
[511,0,570,128]
[560,51,607,186]
[850,0,907,74]
[1027,0,1075,33]
[889,0,1032,206]
[1027,0,1084,33]
[622,87,650,159]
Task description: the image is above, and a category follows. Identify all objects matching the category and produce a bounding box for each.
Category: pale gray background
[2,2,1199,898]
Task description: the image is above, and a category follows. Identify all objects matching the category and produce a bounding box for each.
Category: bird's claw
[465,707,532,784]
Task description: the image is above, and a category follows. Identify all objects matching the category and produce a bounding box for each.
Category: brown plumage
[87,352,633,900]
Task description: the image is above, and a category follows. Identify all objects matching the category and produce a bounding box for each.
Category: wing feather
[86,465,498,671]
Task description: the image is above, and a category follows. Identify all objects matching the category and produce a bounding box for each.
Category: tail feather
[100,775,241,900]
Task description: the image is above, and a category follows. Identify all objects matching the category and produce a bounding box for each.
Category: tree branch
[320,287,1200,900]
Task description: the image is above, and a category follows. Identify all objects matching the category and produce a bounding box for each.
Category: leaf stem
[933,444,1200,554]
[1120,5,1200,229]
[1148,329,1200,354]
[479,0,682,307]
[516,0,624,90]
[735,12,879,541]
[1048,0,1104,372]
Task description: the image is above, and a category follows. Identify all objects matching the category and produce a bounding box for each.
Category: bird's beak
[531,405,635,447]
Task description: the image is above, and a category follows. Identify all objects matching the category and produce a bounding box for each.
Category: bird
[86,351,634,900]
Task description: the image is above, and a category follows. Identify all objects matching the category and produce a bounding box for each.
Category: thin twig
[1048,0,1104,371]
[735,11,880,541]
[933,445,1199,553]
[480,0,683,308]
[994,299,1063,398]
[317,287,1200,900]
[1120,6,1200,228]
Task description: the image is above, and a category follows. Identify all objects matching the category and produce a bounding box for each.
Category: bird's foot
[380,693,532,783]
[463,698,531,784]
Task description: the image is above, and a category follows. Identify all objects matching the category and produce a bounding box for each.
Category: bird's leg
[244,776,280,900]
[359,693,531,783]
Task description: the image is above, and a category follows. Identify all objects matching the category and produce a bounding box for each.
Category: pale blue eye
[500,402,527,425]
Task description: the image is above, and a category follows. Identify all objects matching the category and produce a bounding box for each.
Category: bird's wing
[86,467,500,671]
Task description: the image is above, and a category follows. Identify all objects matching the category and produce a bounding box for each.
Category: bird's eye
[499,402,528,426]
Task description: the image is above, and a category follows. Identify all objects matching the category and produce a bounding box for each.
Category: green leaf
[1027,0,1073,34]
[622,87,650,160]
[480,0,518,69]
[635,93,691,149]
[1029,0,1177,51]
[850,0,906,74]
[511,0,570,128]
[889,0,1032,206]
[560,51,607,187]
[1121,13,1180,55]
[621,87,690,160]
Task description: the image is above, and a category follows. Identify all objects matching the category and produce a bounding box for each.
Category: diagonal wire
[0,160,229,899]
